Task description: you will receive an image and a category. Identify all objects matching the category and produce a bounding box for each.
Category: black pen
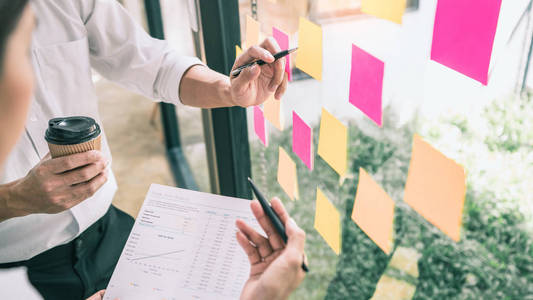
[231,47,298,77]
[247,177,309,273]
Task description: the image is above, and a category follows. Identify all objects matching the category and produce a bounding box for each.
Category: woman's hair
[0,0,29,73]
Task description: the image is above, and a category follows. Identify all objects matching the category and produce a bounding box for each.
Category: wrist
[218,77,234,107]
[0,180,29,222]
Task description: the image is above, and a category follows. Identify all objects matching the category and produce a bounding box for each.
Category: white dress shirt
[0,0,202,263]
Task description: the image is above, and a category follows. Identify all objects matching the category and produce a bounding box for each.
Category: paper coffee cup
[45,116,102,158]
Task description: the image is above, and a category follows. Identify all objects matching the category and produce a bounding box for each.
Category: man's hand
[3,150,108,218]
[86,290,106,300]
[236,198,307,300]
[230,38,288,107]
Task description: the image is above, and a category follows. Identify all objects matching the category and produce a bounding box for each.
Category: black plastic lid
[45,116,101,145]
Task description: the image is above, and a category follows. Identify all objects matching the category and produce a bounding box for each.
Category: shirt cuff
[154,53,204,104]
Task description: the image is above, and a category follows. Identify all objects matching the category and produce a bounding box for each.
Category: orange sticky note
[236,45,243,59]
[246,15,260,48]
[264,96,283,130]
[314,188,341,254]
[296,17,322,80]
[361,0,407,24]
[317,108,347,177]
[352,168,395,254]
[277,147,299,200]
[404,135,466,242]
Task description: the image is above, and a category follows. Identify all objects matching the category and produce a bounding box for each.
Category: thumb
[232,64,261,94]
[285,218,305,252]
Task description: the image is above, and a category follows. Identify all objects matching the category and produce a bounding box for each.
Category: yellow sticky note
[362,0,407,24]
[277,147,299,200]
[352,168,395,254]
[314,188,341,254]
[296,17,322,80]
[264,96,283,130]
[317,108,347,177]
[246,15,260,48]
[236,45,243,59]
[404,135,466,242]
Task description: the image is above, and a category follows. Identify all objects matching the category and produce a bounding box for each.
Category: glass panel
[99,0,210,219]
[161,0,211,193]
[241,0,533,299]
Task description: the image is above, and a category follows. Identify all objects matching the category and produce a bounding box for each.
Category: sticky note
[317,108,347,177]
[272,27,292,81]
[295,17,322,80]
[349,44,384,127]
[277,147,299,200]
[292,112,313,170]
[352,168,395,254]
[235,45,243,59]
[361,0,407,24]
[246,15,260,48]
[430,0,502,85]
[314,188,341,255]
[253,106,268,147]
[264,96,283,130]
[404,135,466,242]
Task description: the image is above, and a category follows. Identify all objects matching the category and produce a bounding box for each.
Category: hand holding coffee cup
[2,117,108,218]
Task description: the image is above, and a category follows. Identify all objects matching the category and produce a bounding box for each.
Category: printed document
[104,184,258,300]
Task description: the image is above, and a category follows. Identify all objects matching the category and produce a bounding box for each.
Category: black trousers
[0,205,134,300]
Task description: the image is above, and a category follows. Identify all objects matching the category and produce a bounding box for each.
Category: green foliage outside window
[250,94,533,299]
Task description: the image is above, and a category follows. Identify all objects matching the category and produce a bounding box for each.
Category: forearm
[0,180,28,223]
[179,65,234,108]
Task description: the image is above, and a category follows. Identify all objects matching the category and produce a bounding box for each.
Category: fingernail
[264,51,273,60]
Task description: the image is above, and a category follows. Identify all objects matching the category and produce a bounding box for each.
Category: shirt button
[30,115,37,122]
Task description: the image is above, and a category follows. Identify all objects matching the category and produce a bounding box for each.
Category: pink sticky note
[292,112,313,170]
[273,27,292,81]
[254,106,268,147]
[349,44,384,127]
[431,0,502,85]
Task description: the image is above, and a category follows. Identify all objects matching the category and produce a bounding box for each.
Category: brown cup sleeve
[48,135,101,158]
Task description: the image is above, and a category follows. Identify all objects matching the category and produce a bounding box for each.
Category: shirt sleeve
[82,0,203,104]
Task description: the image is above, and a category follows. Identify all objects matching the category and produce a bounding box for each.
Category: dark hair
[0,0,29,73]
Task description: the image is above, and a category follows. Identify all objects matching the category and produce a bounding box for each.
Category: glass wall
[98,0,210,218]
[241,0,533,299]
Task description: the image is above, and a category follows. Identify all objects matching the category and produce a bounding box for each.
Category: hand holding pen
[231,47,297,77]
[229,39,295,107]
[235,188,308,300]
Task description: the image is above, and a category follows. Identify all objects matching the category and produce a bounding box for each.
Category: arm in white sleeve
[81,0,203,104]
